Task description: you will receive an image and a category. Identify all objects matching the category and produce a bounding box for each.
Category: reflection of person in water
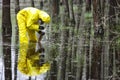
[17,41,50,76]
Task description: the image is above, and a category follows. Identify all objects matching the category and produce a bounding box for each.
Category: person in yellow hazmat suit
[17,7,50,43]
[16,7,51,76]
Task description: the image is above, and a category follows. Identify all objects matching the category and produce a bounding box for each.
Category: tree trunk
[40,0,43,9]
[57,0,69,80]
[57,24,69,80]
[86,0,91,11]
[65,0,75,80]
[14,0,20,80]
[75,0,86,80]
[85,0,92,79]
[2,0,12,79]
[91,0,104,79]
[108,0,120,79]
[31,0,35,7]
[68,0,75,25]
[101,0,109,80]
[15,0,20,14]
[46,0,60,80]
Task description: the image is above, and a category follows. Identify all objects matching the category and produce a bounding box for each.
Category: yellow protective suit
[17,7,50,43]
[16,7,50,76]
[18,42,50,76]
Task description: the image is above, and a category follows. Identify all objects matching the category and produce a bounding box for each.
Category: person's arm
[26,14,40,31]
[38,31,45,42]
[28,24,39,31]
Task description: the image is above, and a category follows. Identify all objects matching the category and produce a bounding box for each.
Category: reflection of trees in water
[1,0,120,79]
[17,41,50,76]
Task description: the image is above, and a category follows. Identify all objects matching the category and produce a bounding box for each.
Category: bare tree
[2,0,12,79]
[31,0,35,7]
[47,0,60,80]
[75,0,87,80]
[91,0,105,79]
[14,0,20,80]
[57,0,69,80]
[40,0,44,9]
[65,0,75,80]
[84,0,92,79]
[108,0,120,79]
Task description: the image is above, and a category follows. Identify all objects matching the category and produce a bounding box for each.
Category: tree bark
[14,1,20,80]
[31,0,35,7]
[57,0,69,80]
[91,0,104,79]
[85,0,92,79]
[46,0,60,80]
[65,1,75,80]
[108,0,120,79]
[2,0,12,79]
[75,0,86,80]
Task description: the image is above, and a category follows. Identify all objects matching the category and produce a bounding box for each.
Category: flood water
[0,31,50,80]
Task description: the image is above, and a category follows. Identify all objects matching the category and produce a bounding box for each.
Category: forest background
[0,0,120,80]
